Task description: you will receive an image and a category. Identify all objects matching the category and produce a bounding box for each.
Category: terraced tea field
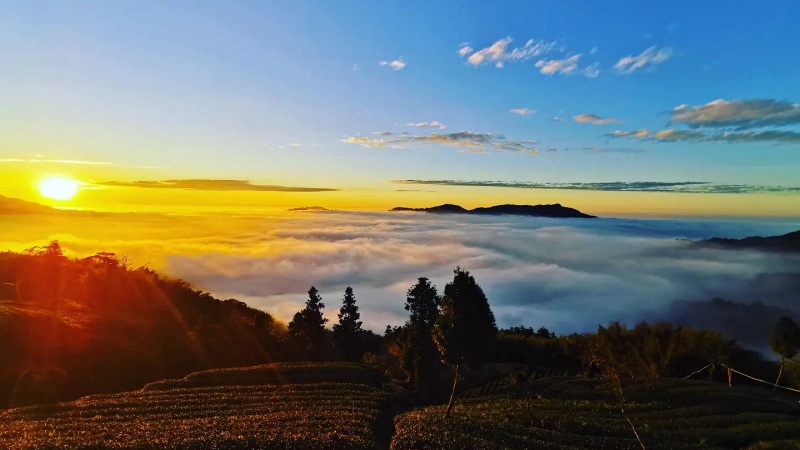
[391,377,800,450]
[3,362,800,449]
[0,363,390,450]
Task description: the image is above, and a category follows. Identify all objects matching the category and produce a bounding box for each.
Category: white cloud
[379,57,407,71]
[611,129,650,138]
[614,46,673,74]
[572,114,621,125]
[583,63,601,78]
[342,131,540,155]
[535,54,581,75]
[553,116,562,122]
[406,121,447,130]
[510,108,536,116]
[670,98,800,129]
[461,37,557,68]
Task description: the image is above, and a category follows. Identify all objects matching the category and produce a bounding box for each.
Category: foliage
[769,316,800,388]
[288,286,329,360]
[562,322,735,384]
[433,267,497,368]
[332,286,365,361]
[501,326,556,339]
[0,246,288,408]
[404,277,440,332]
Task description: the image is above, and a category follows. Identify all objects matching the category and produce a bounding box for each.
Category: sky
[1,0,800,216]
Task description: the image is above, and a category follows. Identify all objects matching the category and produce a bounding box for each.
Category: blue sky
[1,0,800,198]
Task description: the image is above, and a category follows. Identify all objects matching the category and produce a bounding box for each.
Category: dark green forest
[0,241,797,410]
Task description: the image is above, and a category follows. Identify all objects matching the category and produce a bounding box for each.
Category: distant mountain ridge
[698,230,800,252]
[391,203,597,218]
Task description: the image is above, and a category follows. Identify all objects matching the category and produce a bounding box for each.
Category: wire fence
[682,362,800,394]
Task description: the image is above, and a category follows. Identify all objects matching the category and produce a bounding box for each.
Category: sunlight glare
[38,176,80,201]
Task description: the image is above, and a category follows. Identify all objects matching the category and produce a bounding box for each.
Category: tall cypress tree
[403,277,442,396]
[288,286,328,360]
[333,286,364,361]
[434,267,497,417]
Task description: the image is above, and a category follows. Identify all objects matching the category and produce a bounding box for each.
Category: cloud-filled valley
[2,206,798,351]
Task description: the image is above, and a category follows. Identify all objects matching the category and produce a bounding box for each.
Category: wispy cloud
[97,179,338,192]
[379,57,406,71]
[582,63,601,78]
[670,99,800,130]
[342,131,540,155]
[609,128,800,144]
[0,158,113,165]
[510,108,536,116]
[460,37,557,68]
[614,46,673,74]
[610,129,649,138]
[535,54,581,75]
[392,179,800,194]
[406,121,447,130]
[572,114,621,125]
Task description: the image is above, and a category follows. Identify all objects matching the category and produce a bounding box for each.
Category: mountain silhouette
[698,230,800,252]
[391,203,596,218]
[0,195,58,215]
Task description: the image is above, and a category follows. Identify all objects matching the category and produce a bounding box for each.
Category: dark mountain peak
[391,204,469,214]
[391,203,596,218]
[698,229,800,252]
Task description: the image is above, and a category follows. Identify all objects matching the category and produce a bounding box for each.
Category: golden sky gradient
[2,161,800,218]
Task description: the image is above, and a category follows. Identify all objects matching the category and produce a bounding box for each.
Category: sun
[38,176,80,201]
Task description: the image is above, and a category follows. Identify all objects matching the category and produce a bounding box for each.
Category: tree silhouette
[433,267,497,417]
[398,278,443,397]
[288,286,328,360]
[770,316,800,389]
[332,286,364,361]
[405,277,440,332]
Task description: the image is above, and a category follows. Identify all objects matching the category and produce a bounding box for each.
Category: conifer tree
[402,278,442,396]
[332,286,364,361]
[288,286,328,360]
[433,267,497,417]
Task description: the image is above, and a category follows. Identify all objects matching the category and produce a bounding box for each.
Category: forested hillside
[0,242,287,407]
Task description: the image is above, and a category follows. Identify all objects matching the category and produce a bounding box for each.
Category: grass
[0,363,390,450]
[391,377,800,450]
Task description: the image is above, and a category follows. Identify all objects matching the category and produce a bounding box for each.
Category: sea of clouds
[3,207,798,350]
[160,211,800,344]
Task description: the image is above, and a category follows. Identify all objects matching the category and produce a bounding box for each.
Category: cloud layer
[610,98,800,145]
[614,46,673,74]
[609,128,800,144]
[406,121,447,130]
[670,99,800,130]
[460,37,557,68]
[392,179,800,194]
[98,179,338,192]
[2,207,798,347]
[341,131,540,155]
[573,114,621,125]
